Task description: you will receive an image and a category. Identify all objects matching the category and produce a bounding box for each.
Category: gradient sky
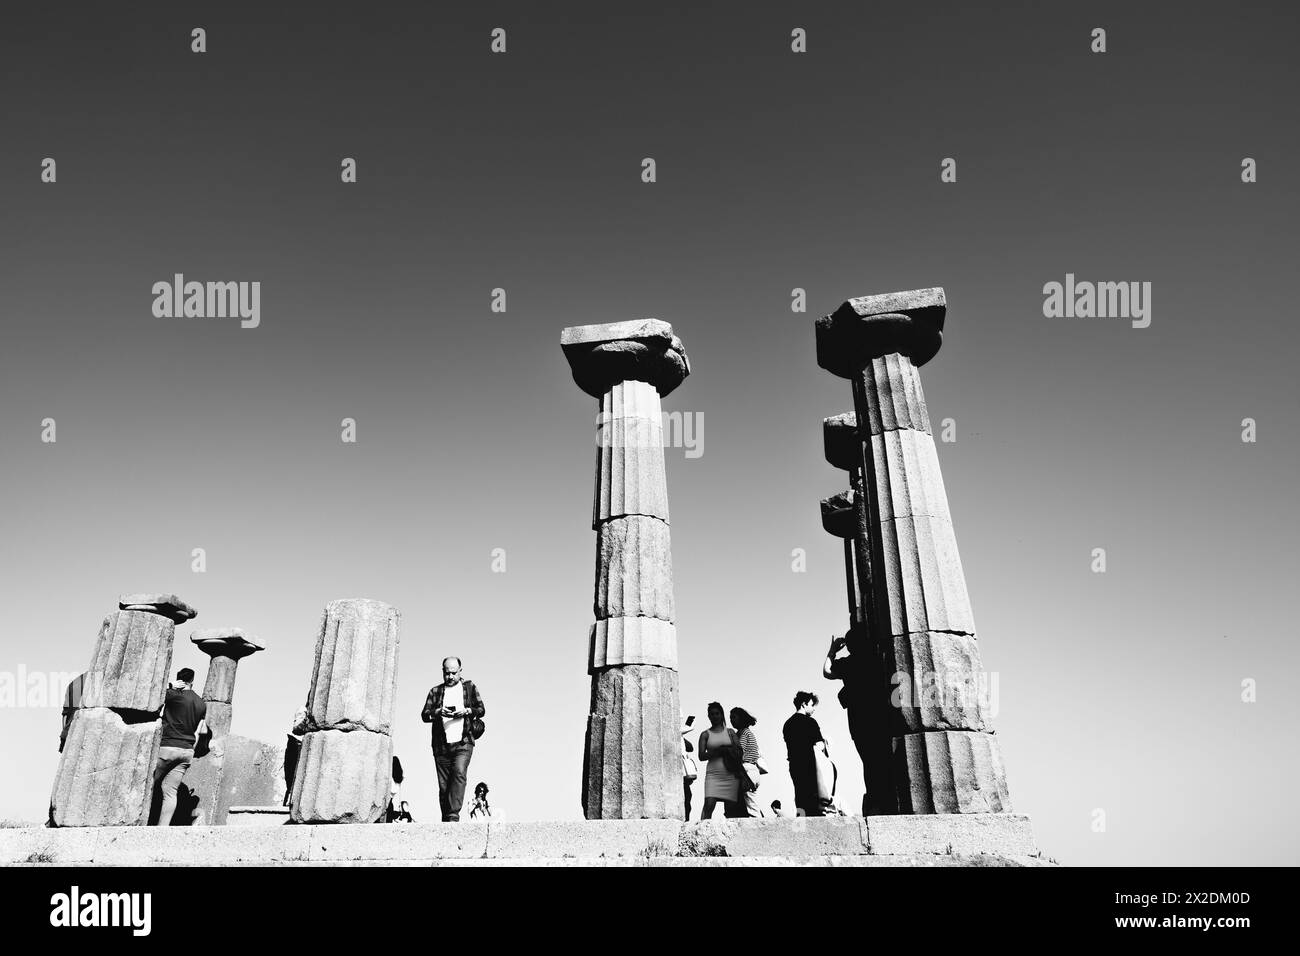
[1,1,1297,865]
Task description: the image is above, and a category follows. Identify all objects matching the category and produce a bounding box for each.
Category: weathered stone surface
[305,598,401,734]
[117,593,197,624]
[820,489,858,538]
[188,734,288,825]
[686,816,869,857]
[890,631,990,733]
[865,812,1036,856]
[563,320,691,398]
[290,729,392,824]
[204,700,233,740]
[192,628,263,658]
[823,412,861,471]
[595,515,674,620]
[877,514,976,637]
[50,708,161,827]
[593,380,670,525]
[868,428,951,523]
[893,731,1011,814]
[589,617,678,671]
[858,352,933,437]
[80,611,175,712]
[583,665,683,820]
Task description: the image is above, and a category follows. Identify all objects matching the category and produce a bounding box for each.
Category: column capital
[815,287,946,377]
[820,489,858,538]
[118,593,197,624]
[191,626,265,661]
[823,412,860,471]
[561,319,690,398]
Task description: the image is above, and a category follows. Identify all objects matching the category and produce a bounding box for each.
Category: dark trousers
[791,762,823,817]
[435,742,473,822]
[683,777,693,821]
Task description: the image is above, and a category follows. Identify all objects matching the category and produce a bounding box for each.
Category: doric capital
[815,288,946,377]
[191,627,265,661]
[562,319,690,398]
[823,412,860,471]
[820,489,858,538]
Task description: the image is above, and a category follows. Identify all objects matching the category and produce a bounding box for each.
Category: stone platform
[0,815,1046,866]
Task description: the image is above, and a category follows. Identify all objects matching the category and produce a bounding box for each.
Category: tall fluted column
[290,598,400,824]
[817,289,1010,814]
[49,593,196,826]
[562,319,689,819]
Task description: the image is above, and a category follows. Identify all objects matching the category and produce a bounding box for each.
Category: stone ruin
[817,288,1014,814]
[50,594,196,826]
[290,598,401,824]
[562,319,690,819]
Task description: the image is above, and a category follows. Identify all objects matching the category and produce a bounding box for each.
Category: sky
[1,0,1297,865]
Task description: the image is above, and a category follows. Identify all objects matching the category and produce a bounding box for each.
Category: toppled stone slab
[81,611,176,712]
[290,729,392,825]
[50,708,161,827]
[118,594,197,625]
[191,628,265,659]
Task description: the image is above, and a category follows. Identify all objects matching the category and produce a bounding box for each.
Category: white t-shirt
[442,682,465,743]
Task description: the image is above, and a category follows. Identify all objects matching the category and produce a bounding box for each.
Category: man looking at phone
[420,657,486,822]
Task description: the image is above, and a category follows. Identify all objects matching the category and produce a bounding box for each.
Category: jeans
[434,742,474,822]
[153,746,194,826]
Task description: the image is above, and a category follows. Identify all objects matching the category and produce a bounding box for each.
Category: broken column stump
[49,594,196,826]
[290,598,400,824]
[563,319,689,819]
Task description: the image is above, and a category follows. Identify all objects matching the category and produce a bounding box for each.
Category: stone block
[685,816,868,857]
[305,598,401,734]
[290,729,393,824]
[583,665,682,820]
[50,708,161,827]
[492,819,682,858]
[877,515,976,637]
[866,812,1037,856]
[80,611,175,712]
[592,381,670,525]
[595,515,675,620]
[893,730,1011,814]
[589,617,678,671]
[890,631,989,733]
[820,489,859,538]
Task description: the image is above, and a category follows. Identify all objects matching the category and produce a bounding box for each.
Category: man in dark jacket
[152,668,207,826]
[420,657,486,822]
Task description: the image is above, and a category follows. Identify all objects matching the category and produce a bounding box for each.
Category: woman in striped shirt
[730,706,768,818]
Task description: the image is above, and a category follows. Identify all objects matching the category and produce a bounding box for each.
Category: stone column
[562,319,689,820]
[290,598,400,824]
[49,593,196,826]
[816,289,1010,814]
[192,628,265,739]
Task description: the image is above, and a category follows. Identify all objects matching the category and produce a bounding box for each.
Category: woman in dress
[697,701,743,819]
[730,706,767,817]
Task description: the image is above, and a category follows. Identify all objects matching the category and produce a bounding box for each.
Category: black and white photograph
[0,0,1293,940]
